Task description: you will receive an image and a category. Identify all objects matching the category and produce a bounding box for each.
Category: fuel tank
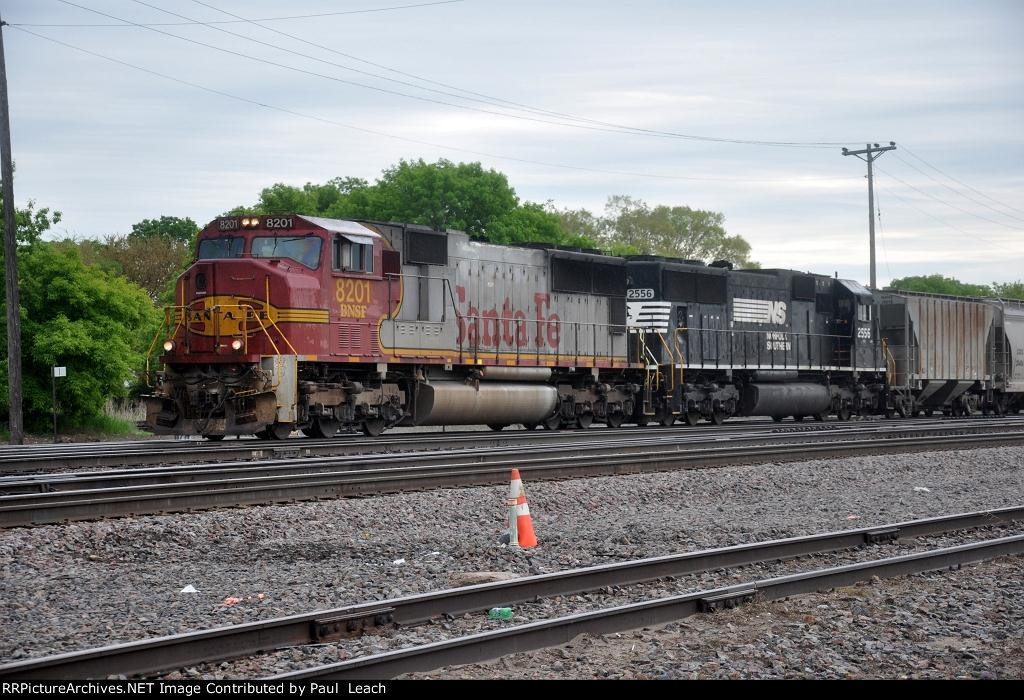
[413,381,558,425]
[741,383,831,417]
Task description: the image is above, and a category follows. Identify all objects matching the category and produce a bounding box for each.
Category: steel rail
[2,415,1021,473]
[2,419,1015,495]
[1,505,1020,680]
[275,534,1024,680]
[1,432,1022,528]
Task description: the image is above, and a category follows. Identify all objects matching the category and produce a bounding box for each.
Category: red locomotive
[145,214,637,439]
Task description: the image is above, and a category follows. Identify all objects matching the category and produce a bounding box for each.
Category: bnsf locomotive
[144,214,1024,439]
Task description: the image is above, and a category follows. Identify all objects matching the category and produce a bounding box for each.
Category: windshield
[251,236,322,269]
[198,237,244,259]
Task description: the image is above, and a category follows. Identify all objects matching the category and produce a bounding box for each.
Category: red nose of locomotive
[161,239,328,359]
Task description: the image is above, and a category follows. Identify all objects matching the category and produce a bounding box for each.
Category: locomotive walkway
[2,506,1021,680]
[0,419,1022,527]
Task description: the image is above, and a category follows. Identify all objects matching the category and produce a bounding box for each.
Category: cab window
[333,237,374,273]
[857,303,872,323]
[251,236,322,269]
[198,236,244,259]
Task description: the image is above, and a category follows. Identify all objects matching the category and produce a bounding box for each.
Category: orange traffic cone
[507,468,538,548]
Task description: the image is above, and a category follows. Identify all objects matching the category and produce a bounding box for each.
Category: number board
[265,217,294,230]
[627,288,655,300]
[218,218,240,231]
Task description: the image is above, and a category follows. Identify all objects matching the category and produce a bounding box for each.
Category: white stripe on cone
[508,479,522,498]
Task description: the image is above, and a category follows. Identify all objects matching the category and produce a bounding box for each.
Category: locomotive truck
[143,215,1024,439]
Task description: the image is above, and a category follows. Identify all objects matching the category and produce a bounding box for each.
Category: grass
[67,413,146,437]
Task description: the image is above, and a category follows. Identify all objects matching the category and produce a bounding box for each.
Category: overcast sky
[4,0,1022,285]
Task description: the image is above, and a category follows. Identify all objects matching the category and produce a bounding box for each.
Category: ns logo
[767,301,787,325]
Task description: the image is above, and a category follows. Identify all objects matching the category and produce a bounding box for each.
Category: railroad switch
[863,528,900,545]
[698,588,757,613]
[311,607,396,641]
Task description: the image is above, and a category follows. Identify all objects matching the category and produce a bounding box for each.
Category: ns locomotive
[144,215,1024,439]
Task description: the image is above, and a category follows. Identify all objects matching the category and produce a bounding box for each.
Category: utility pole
[842,142,896,290]
[0,13,22,445]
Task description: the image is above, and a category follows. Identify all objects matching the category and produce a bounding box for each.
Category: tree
[129,216,198,245]
[3,243,159,431]
[557,196,756,266]
[887,275,993,298]
[230,159,595,246]
[992,281,1024,300]
[484,202,593,247]
[75,235,192,303]
[342,159,519,235]
[886,274,1024,301]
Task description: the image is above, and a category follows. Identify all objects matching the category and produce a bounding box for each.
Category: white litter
[393,558,406,565]
[180,585,198,594]
[913,486,931,493]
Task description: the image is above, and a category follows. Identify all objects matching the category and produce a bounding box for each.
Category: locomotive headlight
[241,217,251,227]
[163,340,175,352]
[231,339,243,351]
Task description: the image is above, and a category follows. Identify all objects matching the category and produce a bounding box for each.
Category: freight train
[143,215,1024,439]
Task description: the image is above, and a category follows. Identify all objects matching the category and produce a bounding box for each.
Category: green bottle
[487,607,513,620]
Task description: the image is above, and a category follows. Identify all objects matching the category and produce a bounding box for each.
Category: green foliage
[129,216,199,244]
[554,196,756,266]
[0,198,63,249]
[887,274,1024,300]
[1,217,160,431]
[231,159,596,247]
[67,413,145,436]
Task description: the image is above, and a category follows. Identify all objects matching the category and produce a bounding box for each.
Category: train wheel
[254,428,272,440]
[303,417,339,439]
[924,409,935,417]
[771,415,784,423]
[576,412,593,430]
[793,415,805,422]
[605,412,624,428]
[837,407,851,421]
[635,414,651,427]
[264,423,293,440]
[812,412,827,422]
[709,411,727,425]
[542,414,562,431]
[659,411,676,427]
[361,418,386,437]
[488,424,508,432]
[521,422,538,431]
[203,434,225,441]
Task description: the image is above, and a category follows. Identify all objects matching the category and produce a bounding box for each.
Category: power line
[900,144,1024,218]
[50,0,850,149]
[875,182,1020,255]
[186,0,851,149]
[12,0,469,27]
[874,165,1024,233]
[11,26,861,187]
[891,151,1024,226]
[874,187,892,280]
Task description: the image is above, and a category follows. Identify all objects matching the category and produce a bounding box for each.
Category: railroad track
[2,505,1021,680]
[3,414,1021,474]
[1,423,1022,528]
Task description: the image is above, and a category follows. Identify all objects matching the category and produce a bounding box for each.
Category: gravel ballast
[407,555,1024,680]
[1,445,1022,674]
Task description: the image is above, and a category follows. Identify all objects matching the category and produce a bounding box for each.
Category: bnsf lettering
[336,279,371,318]
[456,285,560,348]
